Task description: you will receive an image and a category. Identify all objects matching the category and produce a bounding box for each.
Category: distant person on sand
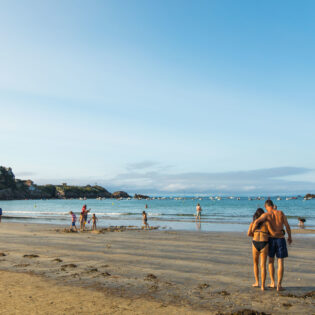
[90,214,98,230]
[69,211,77,231]
[142,211,149,229]
[196,203,202,221]
[0,207,2,223]
[248,208,277,291]
[253,200,292,291]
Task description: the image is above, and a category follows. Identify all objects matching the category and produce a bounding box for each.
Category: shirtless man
[196,203,202,221]
[253,200,292,291]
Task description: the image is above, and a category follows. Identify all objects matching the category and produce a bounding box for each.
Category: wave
[3,209,315,223]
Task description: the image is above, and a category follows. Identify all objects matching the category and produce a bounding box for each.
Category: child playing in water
[79,212,85,230]
[298,217,306,228]
[142,211,149,230]
[69,211,77,231]
[90,214,98,230]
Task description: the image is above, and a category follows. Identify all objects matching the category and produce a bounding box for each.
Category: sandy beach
[0,223,314,314]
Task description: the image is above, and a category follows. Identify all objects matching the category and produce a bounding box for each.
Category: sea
[1,197,314,232]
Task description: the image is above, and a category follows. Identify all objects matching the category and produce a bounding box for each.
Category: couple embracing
[248,200,292,291]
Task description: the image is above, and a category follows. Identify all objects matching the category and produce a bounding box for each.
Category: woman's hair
[253,208,265,229]
[142,211,145,214]
[197,203,200,206]
[265,200,274,207]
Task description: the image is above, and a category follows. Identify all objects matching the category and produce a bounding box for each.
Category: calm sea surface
[1,197,314,232]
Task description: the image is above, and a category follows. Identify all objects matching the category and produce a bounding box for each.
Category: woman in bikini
[248,208,276,291]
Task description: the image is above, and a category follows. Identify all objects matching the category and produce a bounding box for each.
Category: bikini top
[254,223,269,235]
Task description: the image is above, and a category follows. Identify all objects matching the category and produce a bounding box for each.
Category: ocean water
[0,197,314,232]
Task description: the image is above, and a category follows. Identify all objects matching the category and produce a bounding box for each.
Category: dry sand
[0,222,314,314]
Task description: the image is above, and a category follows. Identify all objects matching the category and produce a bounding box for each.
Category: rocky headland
[0,166,140,200]
[304,193,315,200]
[134,193,150,200]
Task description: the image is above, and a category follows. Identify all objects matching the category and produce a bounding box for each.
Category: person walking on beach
[142,211,149,229]
[196,203,202,221]
[69,211,77,231]
[248,208,277,291]
[0,207,2,223]
[253,200,292,291]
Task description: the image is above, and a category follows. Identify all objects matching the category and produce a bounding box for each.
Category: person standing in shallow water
[253,200,292,291]
[69,211,77,231]
[142,211,149,229]
[90,214,98,230]
[196,203,202,221]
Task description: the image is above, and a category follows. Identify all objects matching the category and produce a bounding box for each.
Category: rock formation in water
[304,194,315,199]
[112,191,131,199]
[134,193,150,200]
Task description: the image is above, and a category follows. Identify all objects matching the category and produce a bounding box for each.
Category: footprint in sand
[61,264,77,271]
[0,253,6,257]
[14,263,30,267]
[144,273,158,281]
[23,254,39,258]
[100,272,111,277]
[149,284,159,291]
[53,258,63,263]
[217,290,230,296]
[197,283,210,289]
[233,309,266,315]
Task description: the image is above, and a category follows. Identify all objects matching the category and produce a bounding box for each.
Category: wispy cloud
[34,166,314,195]
[126,161,159,171]
[102,167,314,194]
[14,171,37,177]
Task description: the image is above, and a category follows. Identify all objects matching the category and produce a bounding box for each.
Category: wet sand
[0,222,314,314]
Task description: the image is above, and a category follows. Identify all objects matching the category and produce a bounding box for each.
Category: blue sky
[1,1,314,194]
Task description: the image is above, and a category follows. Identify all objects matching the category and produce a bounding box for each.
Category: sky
[1,0,314,195]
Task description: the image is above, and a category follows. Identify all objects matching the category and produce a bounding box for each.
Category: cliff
[0,166,120,200]
[134,193,150,200]
[304,194,315,200]
[112,191,131,199]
